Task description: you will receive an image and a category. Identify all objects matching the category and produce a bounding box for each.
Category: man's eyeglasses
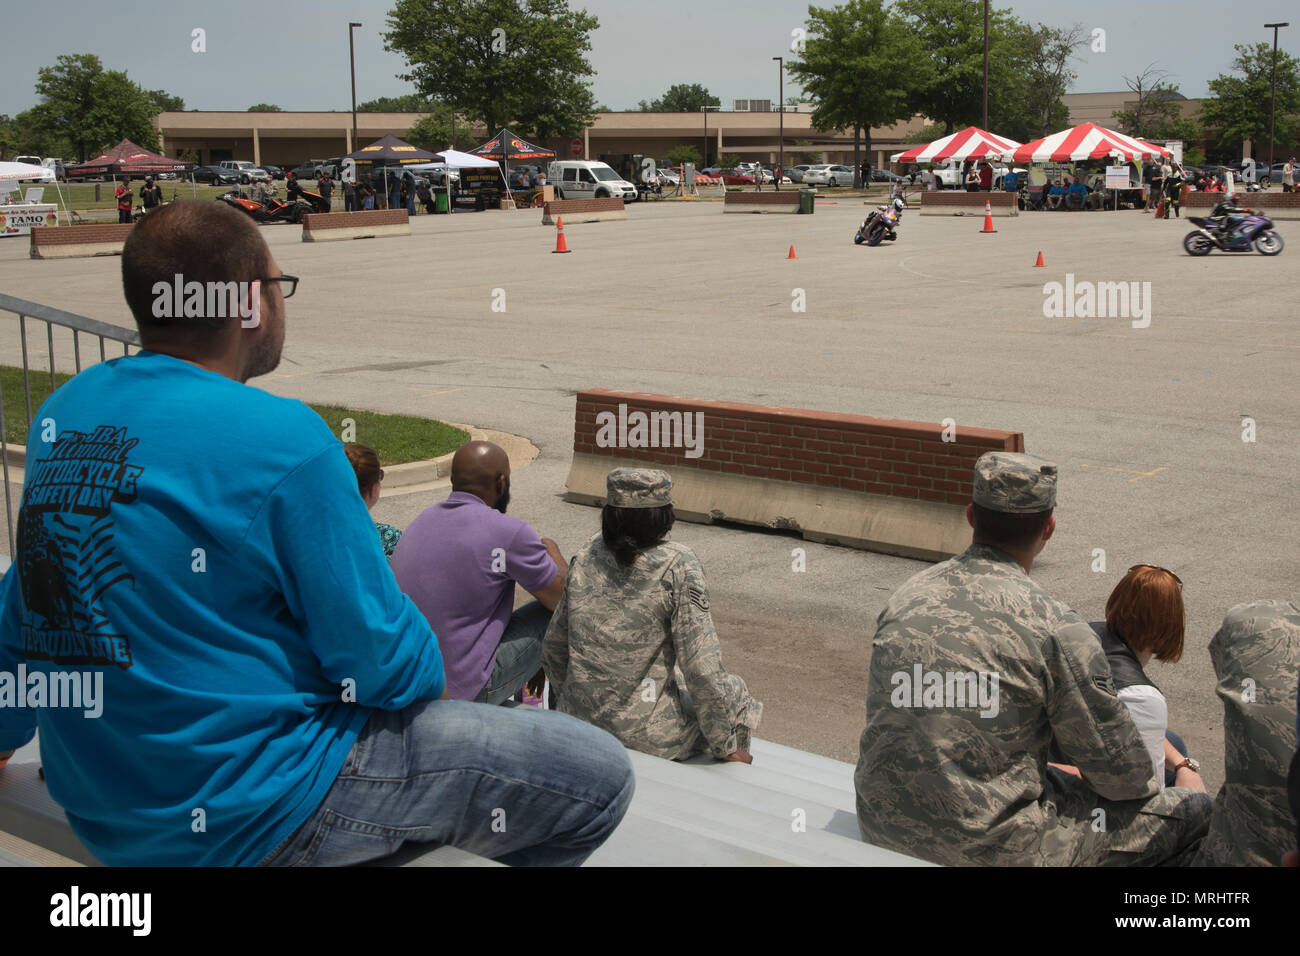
[1129,565,1182,587]
[260,275,299,298]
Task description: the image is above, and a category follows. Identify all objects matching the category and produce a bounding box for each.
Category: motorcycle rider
[1208,193,1251,246]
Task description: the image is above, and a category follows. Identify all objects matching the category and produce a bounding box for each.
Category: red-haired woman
[1091,566,1206,793]
[344,443,402,560]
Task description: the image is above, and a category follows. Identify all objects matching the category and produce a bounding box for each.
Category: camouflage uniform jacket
[855,544,1160,866]
[542,535,761,760]
[1195,599,1300,866]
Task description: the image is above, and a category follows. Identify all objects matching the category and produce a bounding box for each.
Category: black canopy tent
[343,134,439,206]
[469,130,556,201]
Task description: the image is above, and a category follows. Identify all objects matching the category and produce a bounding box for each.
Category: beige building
[154,93,1202,172]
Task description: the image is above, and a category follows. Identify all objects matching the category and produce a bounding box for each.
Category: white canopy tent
[406,150,512,208]
[0,162,68,215]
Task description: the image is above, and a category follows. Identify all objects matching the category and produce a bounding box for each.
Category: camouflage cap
[972,452,1057,513]
[606,467,673,509]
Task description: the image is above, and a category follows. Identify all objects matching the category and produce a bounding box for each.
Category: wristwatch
[1172,757,1200,774]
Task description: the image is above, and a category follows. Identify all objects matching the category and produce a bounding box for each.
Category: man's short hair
[121,200,270,342]
[971,502,1053,550]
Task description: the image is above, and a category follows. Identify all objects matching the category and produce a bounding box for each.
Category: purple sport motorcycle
[1183,211,1284,256]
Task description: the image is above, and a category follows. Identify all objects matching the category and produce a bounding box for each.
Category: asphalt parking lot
[1,196,1296,786]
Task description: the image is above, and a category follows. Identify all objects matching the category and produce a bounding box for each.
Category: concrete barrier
[920,191,1018,217]
[724,190,800,214]
[541,198,626,225]
[29,222,132,259]
[565,388,1026,561]
[301,208,410,241]
[1183,190,1300,220]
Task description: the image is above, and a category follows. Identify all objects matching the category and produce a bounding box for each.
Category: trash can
[799,187,817,214]
[434,191,450,214]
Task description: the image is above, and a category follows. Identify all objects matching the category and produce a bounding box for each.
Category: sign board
[1105,165,1131,189]
[570,138,583,157]
[683,162,695,188]
[459,167,500,194]
[0,203,57,237]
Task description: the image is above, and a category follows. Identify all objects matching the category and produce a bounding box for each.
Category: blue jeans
[258,699,634,867]
[475,601,551,705]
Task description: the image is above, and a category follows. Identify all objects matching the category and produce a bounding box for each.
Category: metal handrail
[0,293,139,557]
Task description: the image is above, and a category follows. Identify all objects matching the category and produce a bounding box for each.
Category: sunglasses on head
[1129,565,1182,587]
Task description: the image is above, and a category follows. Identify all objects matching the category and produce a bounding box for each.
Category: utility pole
[349,22,362,152]
[982,0,990,130]
[773,56,784,190]
[1265,22,1289,177]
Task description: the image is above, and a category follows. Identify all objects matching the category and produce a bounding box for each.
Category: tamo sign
[0,204,58,236]
[570,138,583,157]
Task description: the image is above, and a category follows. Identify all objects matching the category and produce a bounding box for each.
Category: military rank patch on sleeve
[687,585,709,611]
[1092,674,1117,696]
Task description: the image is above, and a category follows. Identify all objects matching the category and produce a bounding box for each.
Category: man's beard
[495,481,510,514]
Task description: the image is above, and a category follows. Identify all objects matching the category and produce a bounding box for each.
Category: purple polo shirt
[391,491,556,700]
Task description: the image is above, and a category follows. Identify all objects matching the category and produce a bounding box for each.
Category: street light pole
[703,105,721,169]
[1265,22,1289,178]
[349,22,362,153]
[773,56,784,191]
[982,0,990,130]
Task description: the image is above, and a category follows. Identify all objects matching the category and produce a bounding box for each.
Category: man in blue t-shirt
[0,200,633,866]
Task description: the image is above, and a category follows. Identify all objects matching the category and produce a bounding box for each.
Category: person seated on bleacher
[1193,598,1300,866]
[344,442,402,560]
[1065,177,1090,210]
[543,468,762,763]
[0,200,633,867]
[855,452,1211,867]
[1046,179,1065,210]
[391,440,566,705]
[1089,566,1206,795]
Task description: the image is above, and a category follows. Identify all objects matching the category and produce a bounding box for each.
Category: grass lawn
[22,181,235,212]
[0,364,467,462]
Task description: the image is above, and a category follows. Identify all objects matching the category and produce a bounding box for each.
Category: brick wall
[726,191,798,205]
[1184,191,1300,209]
[574,388,1024,506]
[921,191,1016,209]
[30,223,133,246]
[542,198,625,216]
[301,208,408,229]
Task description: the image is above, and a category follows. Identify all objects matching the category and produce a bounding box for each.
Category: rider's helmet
[892,196,906,212]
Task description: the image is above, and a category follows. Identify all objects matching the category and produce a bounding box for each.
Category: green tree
[1004,22,1084,138]
[26,54,165,160]
[385,0,599,139]
[638,84,720,112]
[148,90,185,113]
[406,106,479,152]
[665,144,702,167]
[718,153,741,168]
[788,0,929,187]
[247,103,282,112]
[896,0,1022,136]
[789,140,823,163]
[1199,42,1300,157]
[358,94,436,112]
[1111,64,1182,139]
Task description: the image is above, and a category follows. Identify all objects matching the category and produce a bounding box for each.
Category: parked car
[786,165,813,183]
[655,167,681,186]
[193,165,241,185]
[290,162,321,179]
[546,160,638,200]
[871,168,905,183]
[261,165,286,180]
[218,161,271,184]
[717,168,755,186]
[1236,159,1270,184]
[802,164,854,186]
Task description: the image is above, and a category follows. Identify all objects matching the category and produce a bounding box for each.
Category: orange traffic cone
[552,216,570,253]
[1154,199,1166,220]
[786,245,798,259]
[1033,251,1045,268]
[980,200,997,234]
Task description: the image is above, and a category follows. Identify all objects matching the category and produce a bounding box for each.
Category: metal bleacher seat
[0,734,929,867]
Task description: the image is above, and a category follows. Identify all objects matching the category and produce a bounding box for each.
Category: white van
[547,160,637,201]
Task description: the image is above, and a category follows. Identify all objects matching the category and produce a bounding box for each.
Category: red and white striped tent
[890,126,1021,164]
[1001,122,1171,164]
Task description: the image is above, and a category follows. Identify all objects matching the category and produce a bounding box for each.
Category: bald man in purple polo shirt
[392,442,568,703]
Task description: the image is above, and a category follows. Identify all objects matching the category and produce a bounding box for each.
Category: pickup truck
[219,161,271,184]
